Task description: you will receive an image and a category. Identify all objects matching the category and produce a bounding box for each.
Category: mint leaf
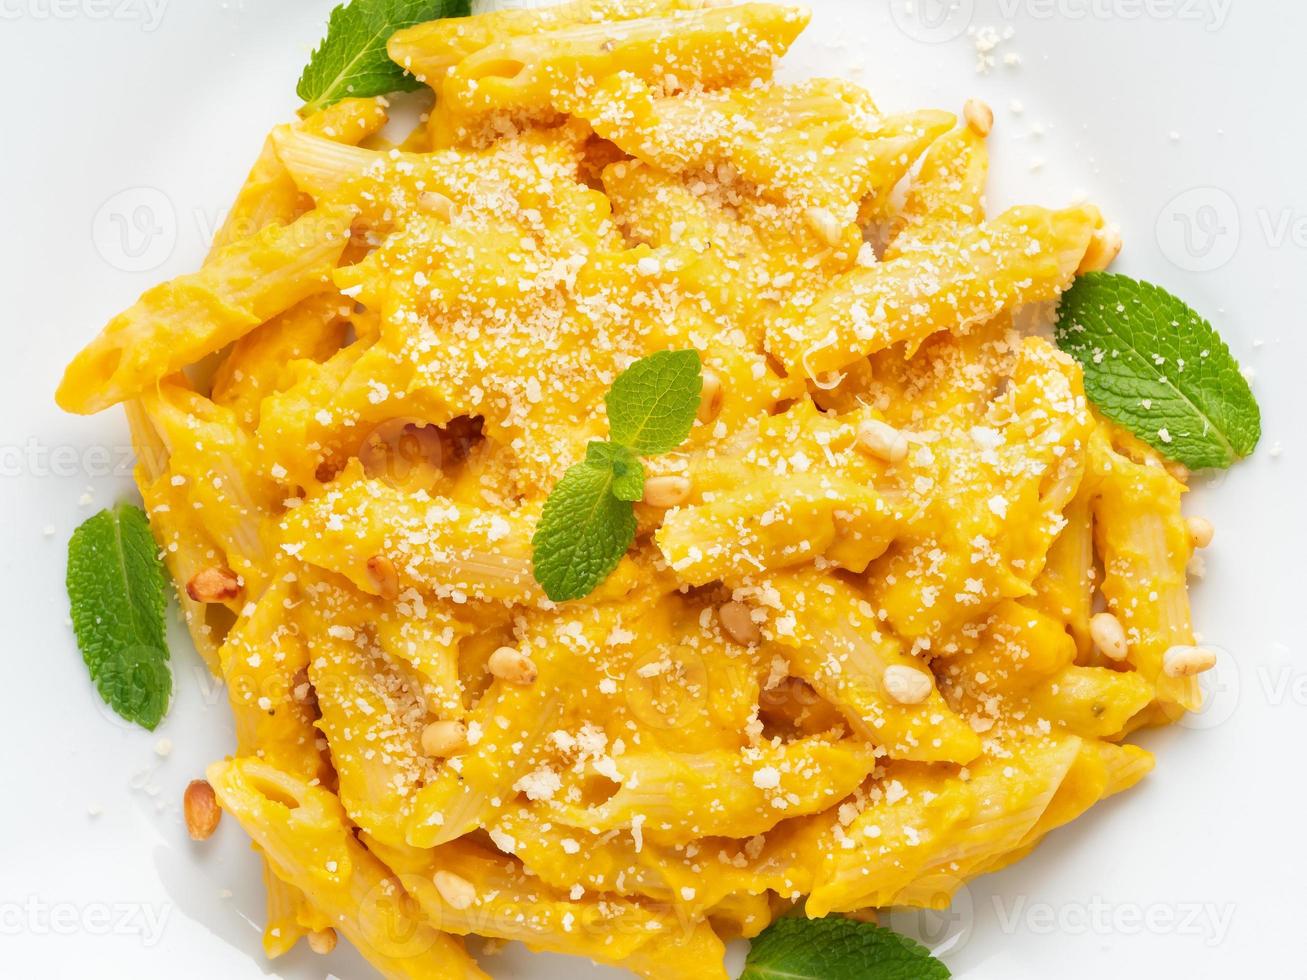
[532,461,637,603]
[533,350,702,601]
[1056,273,1260,469]
[606,349,703,454]
[66,504,172,730]
[586,441,645,502]
[741,917,950,980]
[297,0,471,115]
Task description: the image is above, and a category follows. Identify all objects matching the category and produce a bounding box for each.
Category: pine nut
[1186,516,1215,549]
[883,664,933,705]
[417,191,455,220]
[184,779,221,840]
[366,554,400,599]
[855,419,908,463]
[643,475,691,508]
[186,566,241,603]
[488,646,537,685]
[1078,226,1123,273]
[718,601,761,646]
[698,369,723,423]
[1162,645,1217,678]
[307,928,337,955]
[421,720,468,758]
[434,870,477,910]
[805,205,844,247]
[1089,612,1129,662]
[291,666,315,707]
[963,98,993,137]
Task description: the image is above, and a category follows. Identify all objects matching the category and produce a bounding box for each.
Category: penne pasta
[58,206,354,414]
[55,2,1226,973]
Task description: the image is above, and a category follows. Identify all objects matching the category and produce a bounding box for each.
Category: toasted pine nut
[417,191,455,220]
[1089,612,1129,662]
[642,475,691,508]
[366,554,400,599]
[855,419,908,464]
[1162,645,1217,678]
[1078,226,1123,273]
[883,664,933,705]
[186,566,241,603]
[963,98,993,137]
[434,870,477,910]
[307,928,337,955]
[718,601,761,646]
[291,666,315,707]
[184,779,221,841]
[697,369,723,423]
[1186,516,1215,549]
[804,205,844,247]
[421,719,468,758]
[488,646,537,685]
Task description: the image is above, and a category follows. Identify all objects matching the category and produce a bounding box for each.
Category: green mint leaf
[532,349,701,601]
[605,349,703,455]
[532,461,637,602]
[297,0,471,115]
[741,917,950,980]
[1056,272,1261,469]
[586,441,646,502]
[66,504,172,730]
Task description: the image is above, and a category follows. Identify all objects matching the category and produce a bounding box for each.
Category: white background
[1,0,1303,977]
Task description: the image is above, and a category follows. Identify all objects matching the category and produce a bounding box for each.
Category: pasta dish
[56,1,1228,976]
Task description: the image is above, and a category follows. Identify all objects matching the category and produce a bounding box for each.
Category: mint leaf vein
[66,504,172,730]
[532,349,703,602]
[1055,272,1260,469]
[741,916,950,980]
[606,348,703,455]
[297,0,471,115]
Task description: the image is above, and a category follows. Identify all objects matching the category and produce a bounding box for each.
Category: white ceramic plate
[2,1,1301,976]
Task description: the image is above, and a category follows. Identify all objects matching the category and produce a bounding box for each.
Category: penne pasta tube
[58,205,354,414]
[280,472,542,606]
[766,205,1100,379]
[1090,425,1200,712]
[388,0,715,82]
[363,835,730,980]
[549,737,879,845]
[758,570,982,764]
[883,119,989,258]
[207,758,489,980]
[211,98,388,254]
[431,4,809,145]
